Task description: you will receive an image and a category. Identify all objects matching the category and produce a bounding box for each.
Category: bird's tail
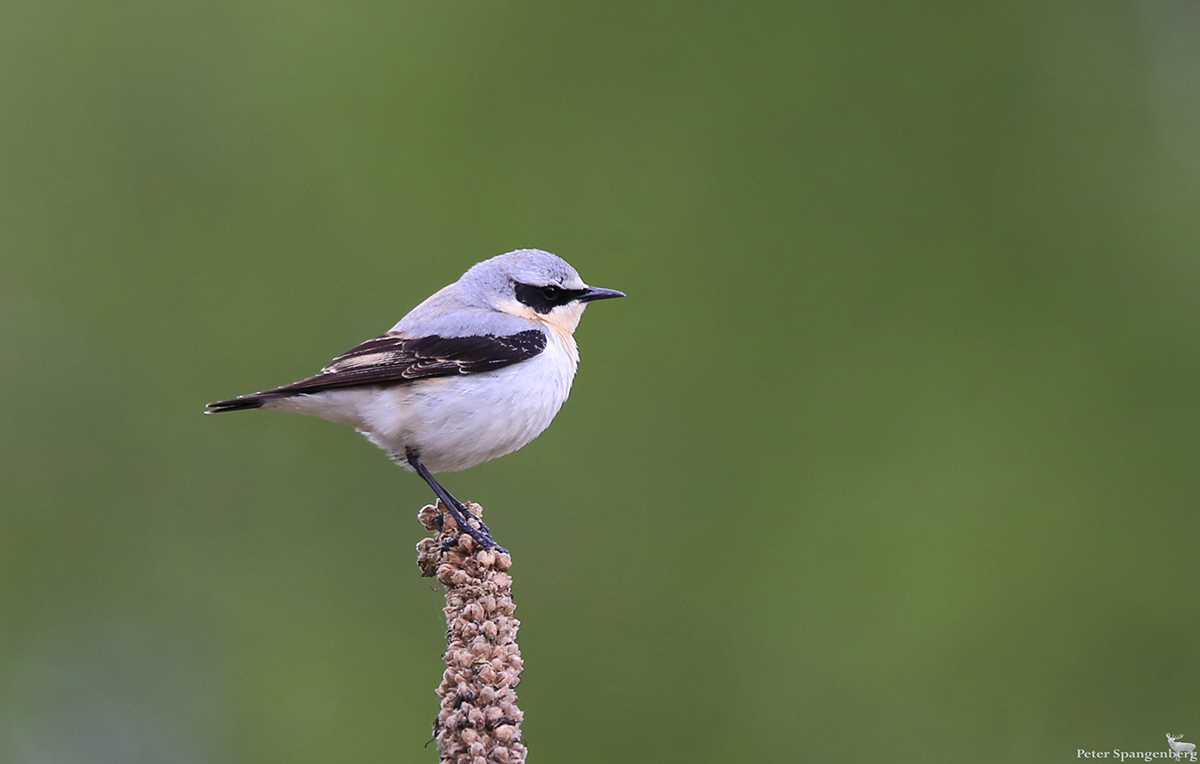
[205,394,273,414]
[206,375,318,414]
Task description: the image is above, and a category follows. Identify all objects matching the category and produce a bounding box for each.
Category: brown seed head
[419,501,525,764]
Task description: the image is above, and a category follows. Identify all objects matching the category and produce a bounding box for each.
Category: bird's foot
[464,509,491,535]
[439,501,506,554]
[440,525,507,555]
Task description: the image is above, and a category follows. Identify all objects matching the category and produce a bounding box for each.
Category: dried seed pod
[494,725,517,744]
[417,505,440,530]
[463,603,485,622]
[420,501,525,764]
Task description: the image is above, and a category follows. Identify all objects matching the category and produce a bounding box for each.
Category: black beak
[579,286,626,302]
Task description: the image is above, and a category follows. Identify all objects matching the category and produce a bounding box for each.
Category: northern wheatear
[206,249,624,550]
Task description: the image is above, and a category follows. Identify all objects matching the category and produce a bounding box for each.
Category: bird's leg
[405,448,505,553]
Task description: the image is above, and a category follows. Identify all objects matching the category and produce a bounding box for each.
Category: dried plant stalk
[417,501,527,764]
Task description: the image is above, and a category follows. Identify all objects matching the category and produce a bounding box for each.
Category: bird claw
[436,505,506,554]
[440,524,506,555]
[406,451,506,554]
[462,508,491,535]
[459,522,506,553]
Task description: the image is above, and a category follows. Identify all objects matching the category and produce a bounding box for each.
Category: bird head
[464,249,625,336]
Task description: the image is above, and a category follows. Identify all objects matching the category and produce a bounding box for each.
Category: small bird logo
[206,249,624,551]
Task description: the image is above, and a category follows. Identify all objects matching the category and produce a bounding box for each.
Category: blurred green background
[4,1,1200,762]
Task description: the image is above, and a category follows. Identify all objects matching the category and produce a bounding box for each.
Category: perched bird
[206,249,624,550]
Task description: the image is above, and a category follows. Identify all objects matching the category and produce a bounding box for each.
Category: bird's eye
[514,282,581,313]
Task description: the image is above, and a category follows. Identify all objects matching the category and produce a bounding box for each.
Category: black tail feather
[204,395,269,414]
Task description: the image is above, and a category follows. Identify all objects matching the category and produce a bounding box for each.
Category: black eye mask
[513,282,589,314]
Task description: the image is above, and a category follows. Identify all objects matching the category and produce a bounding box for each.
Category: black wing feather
[205,330,546,413]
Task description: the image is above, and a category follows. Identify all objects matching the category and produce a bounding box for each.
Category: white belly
[268,331,578,473]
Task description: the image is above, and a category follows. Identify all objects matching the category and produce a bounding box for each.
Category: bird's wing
[205,330,546,412]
